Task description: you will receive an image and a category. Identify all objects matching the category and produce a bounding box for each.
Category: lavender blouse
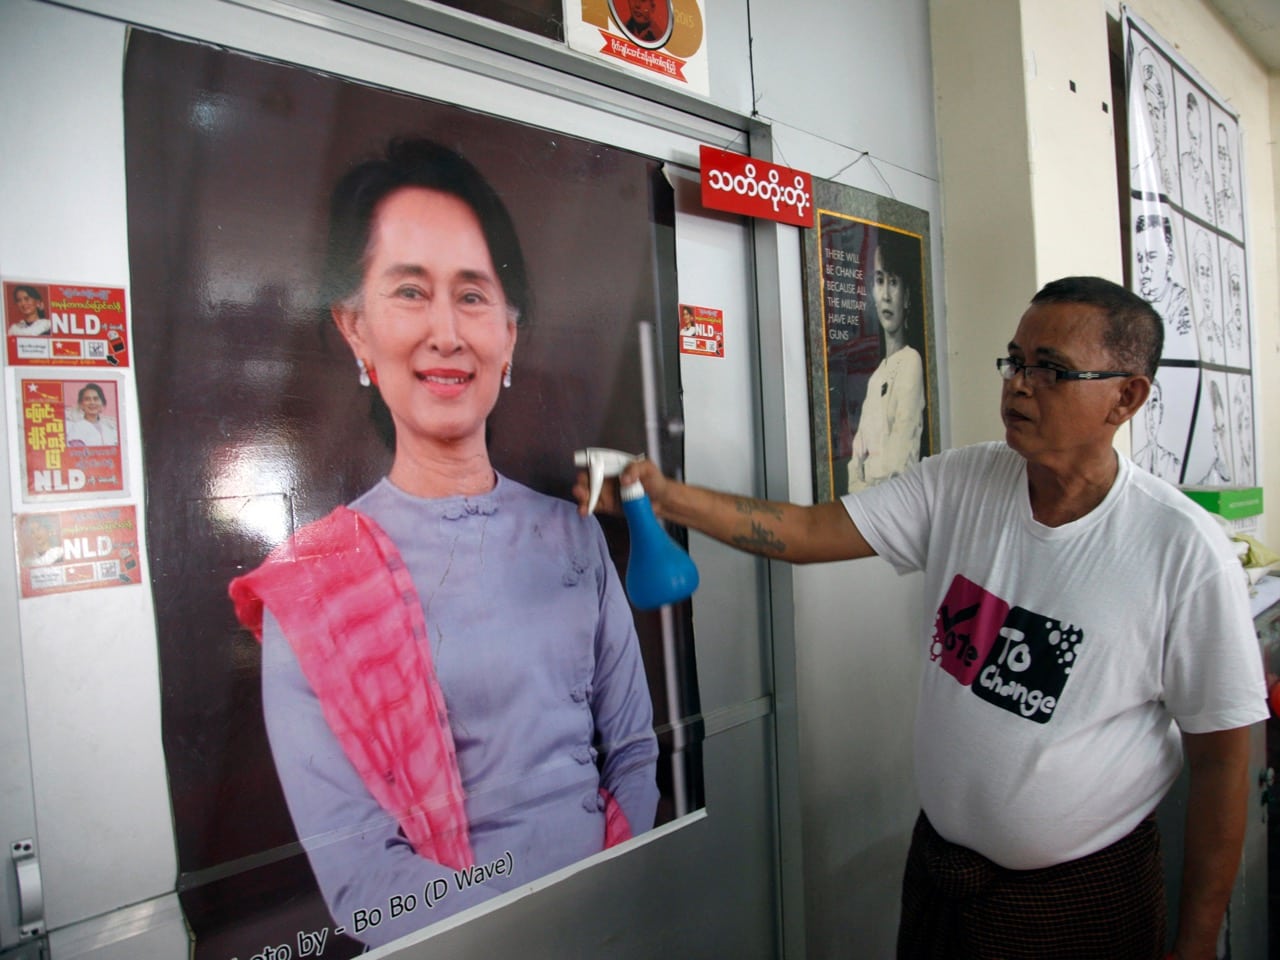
[261,475,659,948]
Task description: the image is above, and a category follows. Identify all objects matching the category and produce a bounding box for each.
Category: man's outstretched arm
[575,458,876,565]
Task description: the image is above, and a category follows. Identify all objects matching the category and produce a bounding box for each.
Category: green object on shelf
[1180,486,1264,519]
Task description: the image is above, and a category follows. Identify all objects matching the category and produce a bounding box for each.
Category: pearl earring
[357,358,371,388]
[502,361,513,389]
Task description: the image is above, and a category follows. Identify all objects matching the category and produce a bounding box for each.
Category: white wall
[1022,0,1125,283]
[931,0,1037,447]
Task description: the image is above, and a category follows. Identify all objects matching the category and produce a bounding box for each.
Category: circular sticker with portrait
[609,0,673,49]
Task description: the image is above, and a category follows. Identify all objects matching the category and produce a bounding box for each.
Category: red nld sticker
[699,145,814,227]
[4,279,131,368]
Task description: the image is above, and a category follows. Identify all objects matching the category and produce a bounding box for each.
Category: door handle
[9,839,44,938]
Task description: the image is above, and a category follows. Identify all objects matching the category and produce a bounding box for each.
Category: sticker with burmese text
[678,303,723,358]
[18,375,126,502]
[565,0,710,97]
[15,505,142,598]
[4,278,130,367]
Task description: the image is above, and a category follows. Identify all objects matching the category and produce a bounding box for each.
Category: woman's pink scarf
[230,507,474,869]
[229,506,631,869]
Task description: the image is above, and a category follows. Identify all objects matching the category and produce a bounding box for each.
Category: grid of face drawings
[1125,13,1255,488]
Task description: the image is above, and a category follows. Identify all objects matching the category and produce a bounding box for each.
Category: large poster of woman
[123,30,701,959]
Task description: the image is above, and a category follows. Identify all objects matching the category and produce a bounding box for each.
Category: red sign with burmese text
[699,145,814,227]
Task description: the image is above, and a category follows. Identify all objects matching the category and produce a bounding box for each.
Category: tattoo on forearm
[731,520,787,557]
[733,497,783,520]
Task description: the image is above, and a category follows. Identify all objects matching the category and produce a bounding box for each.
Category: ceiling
[1209,0,1280,70]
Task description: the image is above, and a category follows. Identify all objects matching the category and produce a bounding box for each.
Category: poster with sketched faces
[1185,223,1223,365]
[1132,367,1195,484]
[1131,202,1196,361]
[1209,106,1243,240]
[1185,371,1235,487]
[1228,374,1255,486]
[1125,10,1255,493]
[1173,74,1214,224]
[1127,40,1178,201]
[1218,239,1248,369]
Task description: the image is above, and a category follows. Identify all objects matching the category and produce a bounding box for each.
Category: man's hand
[574,459,669,518]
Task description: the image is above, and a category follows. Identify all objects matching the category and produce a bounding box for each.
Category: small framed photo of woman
[802,179,939,501]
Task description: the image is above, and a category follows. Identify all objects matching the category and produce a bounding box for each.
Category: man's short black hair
[1030,276,1163,379]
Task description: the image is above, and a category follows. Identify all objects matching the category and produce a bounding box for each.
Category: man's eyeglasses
[996,357,1133,386]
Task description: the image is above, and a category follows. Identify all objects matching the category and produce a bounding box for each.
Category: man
[1134,213,1191,340]
[1222,246,1244,355]
[623,0,660,43]
[21,516,64,568]
[1133,376,1182,482]
[578,277,1265,959]
[1213,122,1239,235]
[1232,380,1254,485]
[1132,47,1174,195]
[1179,92,1214,221]
[1197,379,1233,486]
[1190,229,1222,364]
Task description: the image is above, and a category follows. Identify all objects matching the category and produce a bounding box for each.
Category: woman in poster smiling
[229,138,658,948]
[845,228,925,493]
[65,383,119,447]
[8,284,51,336]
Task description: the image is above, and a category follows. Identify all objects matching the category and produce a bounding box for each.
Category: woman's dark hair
[12,284,48,319]
[872,227,923,333]
[323,137,531,325]
[1030,276,1163,379]
[78,383,106,405]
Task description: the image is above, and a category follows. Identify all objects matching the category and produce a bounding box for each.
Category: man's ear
[1108,375,1152,427]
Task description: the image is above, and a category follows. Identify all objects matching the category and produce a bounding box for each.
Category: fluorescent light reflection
[206,432,298,551]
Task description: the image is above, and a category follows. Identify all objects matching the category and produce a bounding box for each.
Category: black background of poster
[124,31,699,958]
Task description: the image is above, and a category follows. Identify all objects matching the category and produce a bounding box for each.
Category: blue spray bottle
[575,447,700,611]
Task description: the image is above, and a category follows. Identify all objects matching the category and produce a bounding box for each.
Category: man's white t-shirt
[843,442,1266,869]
